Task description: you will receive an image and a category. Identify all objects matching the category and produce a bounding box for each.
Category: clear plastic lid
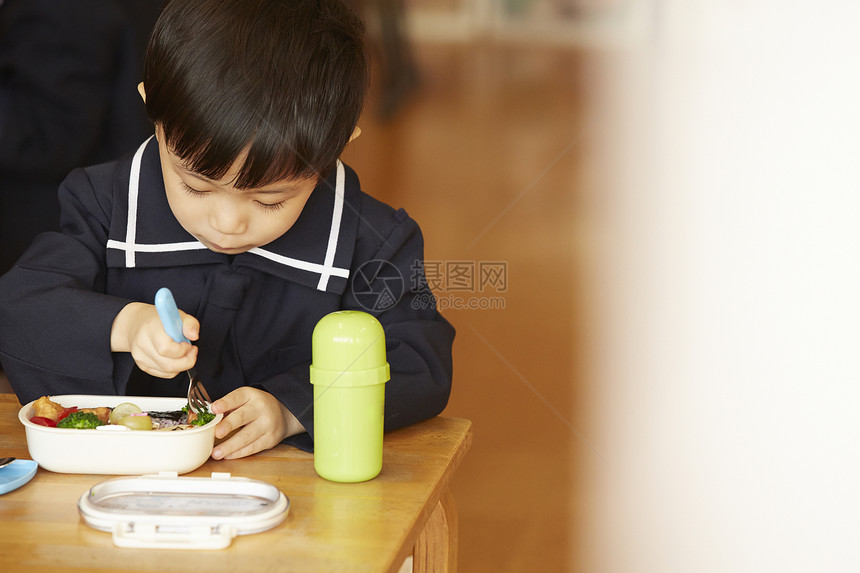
[78,471,289,549]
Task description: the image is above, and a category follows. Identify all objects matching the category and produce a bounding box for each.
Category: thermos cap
[309,311,390,388]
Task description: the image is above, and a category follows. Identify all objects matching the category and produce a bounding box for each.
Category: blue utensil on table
[154,288,211,414]
[0,459,37,495]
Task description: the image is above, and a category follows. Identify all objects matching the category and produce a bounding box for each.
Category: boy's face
[155,127,318,255]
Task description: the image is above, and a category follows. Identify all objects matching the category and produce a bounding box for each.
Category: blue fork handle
[154,287,190,344]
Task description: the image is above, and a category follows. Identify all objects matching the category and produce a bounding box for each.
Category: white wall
[586,2,860,571]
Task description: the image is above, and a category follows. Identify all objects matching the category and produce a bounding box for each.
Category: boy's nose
[209,204,247,236]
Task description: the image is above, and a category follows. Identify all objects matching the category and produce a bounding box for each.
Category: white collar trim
[107,137,350,291]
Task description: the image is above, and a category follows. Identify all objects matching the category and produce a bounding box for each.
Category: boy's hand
[210,387,305,460]
[110,302,199,378]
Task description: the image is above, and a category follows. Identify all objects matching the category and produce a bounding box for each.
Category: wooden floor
[345,40,608,573]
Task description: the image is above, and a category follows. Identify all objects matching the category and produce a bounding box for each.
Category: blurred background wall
[585,2,860,572]
[345,1,648,571]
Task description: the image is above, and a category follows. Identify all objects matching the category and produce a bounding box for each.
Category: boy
[0,0,454,459]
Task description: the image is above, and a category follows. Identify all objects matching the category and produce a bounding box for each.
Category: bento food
[19,395,223,474]
[58,411,105,429]
[28,396,215,431]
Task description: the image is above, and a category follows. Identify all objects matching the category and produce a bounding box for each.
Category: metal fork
[154,288,211,415]
[187,371,211,415]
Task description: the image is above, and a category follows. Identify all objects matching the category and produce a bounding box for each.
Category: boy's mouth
[202,239,250,254]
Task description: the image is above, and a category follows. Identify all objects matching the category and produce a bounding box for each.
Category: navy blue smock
[0,137,455,451]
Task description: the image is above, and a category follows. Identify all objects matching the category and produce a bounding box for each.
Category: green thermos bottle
[310,311,390,482]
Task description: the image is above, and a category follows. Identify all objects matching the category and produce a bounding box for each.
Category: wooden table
[0,394,471,572]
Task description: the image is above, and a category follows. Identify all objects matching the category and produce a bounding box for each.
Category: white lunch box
[18,394,222,474]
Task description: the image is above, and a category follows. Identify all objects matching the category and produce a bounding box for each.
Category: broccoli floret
[182,405,215,426]
[57,411,105,429]
[191,411,215,426]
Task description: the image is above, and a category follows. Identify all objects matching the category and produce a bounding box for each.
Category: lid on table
[78,471,289,549]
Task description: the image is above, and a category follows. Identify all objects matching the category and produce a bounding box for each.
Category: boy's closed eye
[178,179,208,196]
[178,179,288,211]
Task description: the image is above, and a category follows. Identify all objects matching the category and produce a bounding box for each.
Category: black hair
[143,0,369,187]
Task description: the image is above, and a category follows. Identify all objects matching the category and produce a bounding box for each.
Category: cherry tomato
[57,406,78,421]
[30,416,57,427]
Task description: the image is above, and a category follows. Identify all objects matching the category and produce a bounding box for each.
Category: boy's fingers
[221,436,268,460]
[210,386,252,416]
[138,345,196,378]
[181,312,200,341]
[213,425,261,459]
[214,417,234,440]
[213,404,251,438]
[140,365,180,379]
[153,335,189,358]
[184,345,198,365]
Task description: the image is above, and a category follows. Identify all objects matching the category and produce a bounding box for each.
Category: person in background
[0,0,162,276]
[349,0,420,119]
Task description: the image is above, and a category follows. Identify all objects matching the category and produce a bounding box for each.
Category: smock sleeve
[344,207,455,433]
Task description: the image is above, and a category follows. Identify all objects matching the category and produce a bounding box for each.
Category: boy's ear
[137,82,146,103]
[348,126,361,142]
